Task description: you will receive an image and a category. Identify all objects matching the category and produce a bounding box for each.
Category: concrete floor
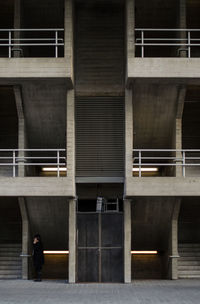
[0,280,199,304]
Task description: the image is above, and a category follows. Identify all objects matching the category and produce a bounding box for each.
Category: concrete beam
[64,0,74,81]
[0,177,75,197]
[126,0,135,65]
[18,197,30,280]
[124,199,132,283]
[126,177,200,197]
[127,58,200,81]
[68,198,76,283]
[0,59,71,80]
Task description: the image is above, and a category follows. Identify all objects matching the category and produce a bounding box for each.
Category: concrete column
[14,86,26,177]
[126,0,135,61]
[14,0,22,57]
[174,86,186,177]
[169,200,181,280]
[124,199,132,283]
[68,198,76,283]
[179,0,187,57]
[18,197,30,280]
[66,89,76,196]
[124,88,133,195]
[64,0,74,79]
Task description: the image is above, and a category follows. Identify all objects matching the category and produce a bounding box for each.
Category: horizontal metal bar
[136,43,200,47]
[0,39,64,41]
[0,43,64,46]
[135,28,200,31]
[0,29,64,31]
[0,149,65,151]
[133,149,200,152]
[0,163,66,166]
[133,163,200,166]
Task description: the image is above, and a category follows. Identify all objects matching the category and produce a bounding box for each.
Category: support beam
[168,200,181,279]
[14,0,22,58]
[68,198,76,283]
[179,0,187,58]
[18,197,30,280]
[124,88,133,195]
[124,199,132,283]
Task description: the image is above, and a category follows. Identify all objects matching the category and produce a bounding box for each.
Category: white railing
[133,149,200,177]
[135,29,200,58]
[0,149,66,177]
[0,29,64,58]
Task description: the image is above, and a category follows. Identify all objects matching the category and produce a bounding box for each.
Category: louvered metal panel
[76,97,124,177]
[75,0,125,95]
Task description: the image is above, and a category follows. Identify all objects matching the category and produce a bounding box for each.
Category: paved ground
[0,280,200,304]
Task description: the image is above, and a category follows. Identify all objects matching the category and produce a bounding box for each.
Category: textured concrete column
[68,199,76,283]
[65,0,74,79]
[14,0,22,57]
[169,200,181,279]
[124,199,132,283]
[124,88,133,195]
[126,0,135,61]
[14,86,26,177]
[175,87,186,177]
[18,197,30,280]
[179,0,187,57]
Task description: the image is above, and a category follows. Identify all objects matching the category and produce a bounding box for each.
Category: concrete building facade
[0,0,200,282]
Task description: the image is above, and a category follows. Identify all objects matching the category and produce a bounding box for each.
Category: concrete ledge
[0,177,75,197]
[0,58,71,79]
[127,58,200,81]
[125,177,200,197]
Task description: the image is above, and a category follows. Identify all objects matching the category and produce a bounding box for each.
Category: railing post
[139,151,142,177]
[182,151,186,177]
[57,150,60,177]
[9,31,12,58]
[55,31,58,58]
[141,30,144,58]
[188,31,191,58]
[13,150,16,177]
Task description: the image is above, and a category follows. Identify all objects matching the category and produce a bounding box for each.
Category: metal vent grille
[76,96,124,177]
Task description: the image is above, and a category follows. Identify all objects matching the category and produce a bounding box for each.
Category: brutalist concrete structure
[0,0,200,283]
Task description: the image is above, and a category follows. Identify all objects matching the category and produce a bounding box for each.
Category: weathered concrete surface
[0,178,75,197]
[125,177,200,197]
[68,199,76,283]
[127,59,200,82]
[124,199,131,283]
[0,59,71,79]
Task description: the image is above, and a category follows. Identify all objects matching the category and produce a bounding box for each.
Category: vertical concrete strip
[170,200,181,279]
[126,0,135,62]
[179,0,187,57]
[125,88,133,195]
[175,86,186,177]
[65,0,74,79]
[68,199,76,283]
[18,197,30,280]
[124,199,132,283]
[14,0,22,57]
[14,85,26,177]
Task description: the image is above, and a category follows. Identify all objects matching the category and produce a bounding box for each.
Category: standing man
[33,234,44,282]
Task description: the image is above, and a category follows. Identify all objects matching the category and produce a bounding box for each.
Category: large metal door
[77,212,124,282]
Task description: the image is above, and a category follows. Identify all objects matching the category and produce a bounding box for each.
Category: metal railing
[0,29,64,58]
[135,29,200,58]
[133,149,200,177]
[0,149,66,177]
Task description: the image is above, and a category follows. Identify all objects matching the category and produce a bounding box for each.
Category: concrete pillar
[124,199,132,283]
[169,200,181,280]
[14,86,26,177]
[174,87,186,177]
[179,0,187,57]
[68,199,76,283]
[124,88,133,195]
[18,197,30,280]
[126,0,135,61]
[14,0,22,57]
[64,0,74,79]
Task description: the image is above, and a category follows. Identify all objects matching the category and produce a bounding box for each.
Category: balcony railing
[0,149,66,177]
[135,29,200,58]
[0,29,64,58]
[133,149,200,177]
